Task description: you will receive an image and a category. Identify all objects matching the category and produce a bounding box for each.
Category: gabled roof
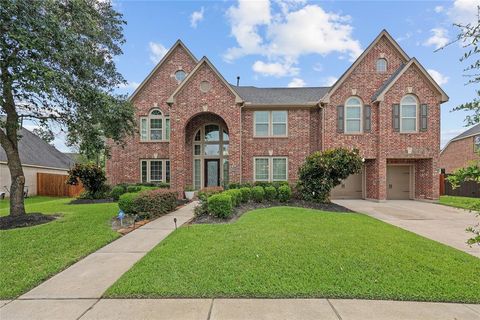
[234,86,329,106]
[0,128,74,170]
[320,29,410,104]
[167,57,243,104]
[129,40,198,102]
[372,58,449,103]
[371,63,407,101]
[441,123,480,153]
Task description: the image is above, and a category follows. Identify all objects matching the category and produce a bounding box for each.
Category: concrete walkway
[333,199,480,258]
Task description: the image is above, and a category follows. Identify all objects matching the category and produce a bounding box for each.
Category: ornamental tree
[0,0,135,216]
[297,148,363,203]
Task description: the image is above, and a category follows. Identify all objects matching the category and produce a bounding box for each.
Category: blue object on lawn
[118,210,125,220]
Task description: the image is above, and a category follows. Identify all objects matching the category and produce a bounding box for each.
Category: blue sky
[43,0,480,151]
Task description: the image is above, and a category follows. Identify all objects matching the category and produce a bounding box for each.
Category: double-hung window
[345,97,362,133]
[400,95,418,133]
[254,157,288,182]
[140,159,170,183]
[254,111,287,137]
[140,108,170,142]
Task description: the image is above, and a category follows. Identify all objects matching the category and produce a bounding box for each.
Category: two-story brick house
[106,30,448,201]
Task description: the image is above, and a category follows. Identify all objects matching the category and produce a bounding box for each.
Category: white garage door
[331,172,363,199]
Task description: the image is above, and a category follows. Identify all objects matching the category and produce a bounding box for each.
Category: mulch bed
[191,200,353,225]
[0,213,58,230]
[69,198,114,205]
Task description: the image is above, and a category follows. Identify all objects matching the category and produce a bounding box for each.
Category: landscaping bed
[0,212,58,230]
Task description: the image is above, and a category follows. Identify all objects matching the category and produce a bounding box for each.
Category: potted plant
[184,185,195,200]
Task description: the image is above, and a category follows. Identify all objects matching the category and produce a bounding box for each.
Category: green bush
[208,193,233,218]
[278,185,292,202]
[66,163,107,199]
[135,182,170,188]
[239,187,251,202]
[227,183,242,189]
[198,186,223,202]
[118,192,139,214]
[110,185,126,201]
[127,185,141,193]
[264,186,277,201]
[254,181,273,188]
[224,189,242,207]
[252,186,265,203]
[272,181,289,189]
[297,148,363,203]
[133,189,178,219]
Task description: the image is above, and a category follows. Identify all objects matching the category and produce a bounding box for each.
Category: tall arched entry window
[193,124,229,189]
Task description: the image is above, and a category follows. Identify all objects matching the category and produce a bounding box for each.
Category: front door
[204,159,220,187]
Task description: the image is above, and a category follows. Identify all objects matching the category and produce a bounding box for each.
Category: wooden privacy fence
[37,173,84,197]
[439,173,480,198]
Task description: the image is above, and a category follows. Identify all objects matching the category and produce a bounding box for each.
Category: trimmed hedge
[278,185,292,202]
[118,192,139,214]
[239,187,251,203]
[264,186,277,201]
[133,189,178,219]
[252,186,265,203]
[208,193,233,218]
[127,185,141,193]
[110,185,126,201]
[224,189,242,207]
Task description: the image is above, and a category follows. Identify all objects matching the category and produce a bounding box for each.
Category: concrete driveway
[333,200,480,258]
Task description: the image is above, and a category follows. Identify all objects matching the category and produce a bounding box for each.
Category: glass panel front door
[205,159,220,187]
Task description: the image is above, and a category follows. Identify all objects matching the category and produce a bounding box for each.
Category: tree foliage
[32,127,54,145]
[297,148,363,203]
[67,163,107,199]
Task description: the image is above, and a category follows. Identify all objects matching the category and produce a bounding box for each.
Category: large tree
[0,0,135,217]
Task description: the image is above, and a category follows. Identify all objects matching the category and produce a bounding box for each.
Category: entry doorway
[387,165,413,200]
[204,159,220,187]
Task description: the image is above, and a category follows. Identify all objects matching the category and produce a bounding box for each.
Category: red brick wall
[439,136,480,173]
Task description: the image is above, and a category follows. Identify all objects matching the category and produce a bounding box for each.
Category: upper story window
[254,111,287,137]
[474,135,480,152]
[140,108,170,142]
[400,95,418,133]
[175,70,186,82]
[345,97,362,133]
[376,58,387,73]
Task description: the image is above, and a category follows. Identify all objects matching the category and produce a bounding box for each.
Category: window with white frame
[345,97,362,133]
[400,95,418,132]
[474,135,480,152]
[376,58,387,73]
[254,157,288,182]
[140,159,170,183]
[254,111,287,137]
[140,108,170,142]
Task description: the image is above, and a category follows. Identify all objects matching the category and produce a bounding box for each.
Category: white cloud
[441,128,465,148]
[427,69,449,86]
[424,28,449,49]
[149,42,168,64]
[252,60,299,77]
[119,81,140,90]
[434,5,444,13]
[225,0,362,77]
[321,76,338,86]
[448,0,480,25]
[190,7,205,28]
[287,77,306,87]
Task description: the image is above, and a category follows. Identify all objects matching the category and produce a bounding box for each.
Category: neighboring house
[106,30,448,201]
[0,128,74,196]
[439,124,480,173]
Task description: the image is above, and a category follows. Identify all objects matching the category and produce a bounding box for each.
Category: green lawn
[0,197,120,298]
[106,207,480,303]
[439,195,480,210]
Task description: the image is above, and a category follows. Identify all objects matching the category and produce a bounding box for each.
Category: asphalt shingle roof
[451,123,480,142]
[371,63,407,101]
[233,86,330,105]
[0,128,74,169]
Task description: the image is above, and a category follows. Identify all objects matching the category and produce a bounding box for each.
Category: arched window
[140,108,170,141]
[376,58,387,73]
[400,95,418,132]
[345,97,363,133]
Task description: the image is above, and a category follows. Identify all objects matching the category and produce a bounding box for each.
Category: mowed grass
[439,195,480,210]
[0,197,120,298]
[106,207,480,303]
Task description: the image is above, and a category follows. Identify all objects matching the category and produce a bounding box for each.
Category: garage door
[331,173,363,199]
[387,166,411,200]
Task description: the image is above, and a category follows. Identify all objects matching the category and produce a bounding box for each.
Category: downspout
[239,101,244,184]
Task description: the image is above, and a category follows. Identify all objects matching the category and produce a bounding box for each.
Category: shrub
[110,185,126,201]
[224,189,242,207]
[264,186,277,201]
[254,181,273,188]
[67,163,107,199]
[118,192,139,214]
[272,181,289,189]
[227,183,242,189]
[297,148,363,203]
[127,185,141,193]
[208,193,233,218]
[133,189,178,219]
[198,186,223,202]
[239,187,251,202]
[135,182,170,188]
[278,185,292,202]
[252,186,265,202]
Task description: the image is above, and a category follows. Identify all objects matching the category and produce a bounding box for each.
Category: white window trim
[400,95,418,133]
[140,108,170,142]
[344,97,363,134]
[253,157,288,182]
[140,159,170,183]
[253,110,288,138]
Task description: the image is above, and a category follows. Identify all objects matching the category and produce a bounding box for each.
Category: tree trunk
[7,147,26,216]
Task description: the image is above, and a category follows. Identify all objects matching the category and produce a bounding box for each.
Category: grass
[106,207,480,303]
[0,196,120,299]
[439,195,480,210]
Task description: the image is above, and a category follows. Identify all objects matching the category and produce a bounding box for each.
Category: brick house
[106,30,448,201]
[439,124,480,173]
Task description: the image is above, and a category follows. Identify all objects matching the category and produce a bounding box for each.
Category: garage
[331,172,363,199]
[387,165,412,200]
